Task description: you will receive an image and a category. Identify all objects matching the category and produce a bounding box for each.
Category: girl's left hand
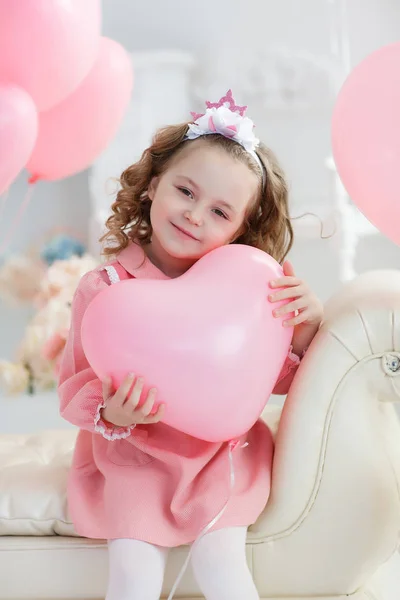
[268,261,323,328]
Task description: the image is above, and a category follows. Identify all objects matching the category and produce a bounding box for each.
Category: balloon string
[167,440,247,600]
[0,183,35,257]
[0,188,9,225]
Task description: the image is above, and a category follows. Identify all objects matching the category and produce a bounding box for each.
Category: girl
[58,90,323,600]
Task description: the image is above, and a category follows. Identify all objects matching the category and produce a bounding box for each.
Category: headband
[184,89,265,186]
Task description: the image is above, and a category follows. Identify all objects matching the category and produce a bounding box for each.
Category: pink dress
[58,243,301,547]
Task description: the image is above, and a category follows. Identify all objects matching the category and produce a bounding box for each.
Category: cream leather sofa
[1,270,400,600]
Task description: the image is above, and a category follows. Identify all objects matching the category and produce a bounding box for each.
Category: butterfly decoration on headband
[185,89,260,153]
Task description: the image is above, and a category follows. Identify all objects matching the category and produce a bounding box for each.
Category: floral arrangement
[0,235,98,395]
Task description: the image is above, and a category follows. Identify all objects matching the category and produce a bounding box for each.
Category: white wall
[101,0,400,61]
[348,0,400,64]
[102,0,332,54]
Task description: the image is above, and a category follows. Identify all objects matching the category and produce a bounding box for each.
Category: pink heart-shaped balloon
[81,245,293,442]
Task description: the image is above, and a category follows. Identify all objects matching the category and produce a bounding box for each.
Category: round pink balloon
[332,42,400,246]
[0,0,101,112]
[0,84,38,196]
[27,37,133,182]
[81,245,293,442]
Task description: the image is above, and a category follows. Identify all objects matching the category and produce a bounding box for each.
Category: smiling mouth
[171,223,200,241]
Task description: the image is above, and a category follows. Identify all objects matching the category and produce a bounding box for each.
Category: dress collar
[116,242,170,280]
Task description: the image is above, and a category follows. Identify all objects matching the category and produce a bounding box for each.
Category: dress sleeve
[58,269,135,440]
[271,345,304,395]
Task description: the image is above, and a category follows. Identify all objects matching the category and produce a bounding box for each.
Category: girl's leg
[106,538,169,600]
[191,527,259,600]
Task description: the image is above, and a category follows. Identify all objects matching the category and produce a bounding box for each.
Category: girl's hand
[268,261,323,328]
[101,374,165,427]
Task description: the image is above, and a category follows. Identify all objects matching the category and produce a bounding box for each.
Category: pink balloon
[0,0,101,112]
[27,37,133,182]
[331,42,400,246]
[0,84,38,196]
[81,245,293,442]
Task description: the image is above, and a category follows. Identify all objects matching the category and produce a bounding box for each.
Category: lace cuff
[94,401,136,441]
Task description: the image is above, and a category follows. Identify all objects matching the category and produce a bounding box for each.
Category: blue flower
[41,235,86,265]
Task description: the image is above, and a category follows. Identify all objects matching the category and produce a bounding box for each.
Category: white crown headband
[185,89,265,186]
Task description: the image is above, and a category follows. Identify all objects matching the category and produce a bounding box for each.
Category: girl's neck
[144,238,197,279]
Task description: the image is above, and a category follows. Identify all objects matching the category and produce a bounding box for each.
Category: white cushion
[0,429,76,536]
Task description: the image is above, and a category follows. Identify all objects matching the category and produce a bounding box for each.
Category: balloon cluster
[0,1,133,194]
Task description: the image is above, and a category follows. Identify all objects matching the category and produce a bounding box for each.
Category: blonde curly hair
[101,123,293,264]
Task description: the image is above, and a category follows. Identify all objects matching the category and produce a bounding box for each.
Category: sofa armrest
[252,328,400,543]
[249,271,400,595]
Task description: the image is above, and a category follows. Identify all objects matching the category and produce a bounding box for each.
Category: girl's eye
[178,187,193,199]
[213,208,228,219]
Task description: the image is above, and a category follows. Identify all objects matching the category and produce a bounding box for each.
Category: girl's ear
[147,176,159,201]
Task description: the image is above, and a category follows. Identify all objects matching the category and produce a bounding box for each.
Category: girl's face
[147,142,259,270]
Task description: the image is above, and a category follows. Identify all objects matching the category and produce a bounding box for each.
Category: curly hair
[101,122,293,264]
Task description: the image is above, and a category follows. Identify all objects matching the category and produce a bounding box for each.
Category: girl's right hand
[101,373,165,427]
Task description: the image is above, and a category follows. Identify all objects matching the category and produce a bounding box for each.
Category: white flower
[0,361,30,395]
[38,254,98,303]
[19,326,45,361]
[0,255,44,305]
[186,106,259,152]
[29,357,56,391]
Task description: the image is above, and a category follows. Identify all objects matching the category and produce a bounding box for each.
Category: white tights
[106,527,259,600]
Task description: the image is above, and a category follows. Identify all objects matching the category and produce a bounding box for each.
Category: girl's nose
[184,208,203,226]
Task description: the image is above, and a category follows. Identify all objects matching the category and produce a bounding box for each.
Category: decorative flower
[40,234,86,265]
[0,252,99,396]
[0,361,30,395]
[0,255,44,305]
[186,89,259,152]
[37,254,98,304]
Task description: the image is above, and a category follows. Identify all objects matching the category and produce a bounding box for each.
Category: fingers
[113,373,135,407]
[128,376,145,410]
[282,260,295,277]
[136,387,157,417]
[273,297,308,317]
[128,384,164,424]
[269,284,305,303]
[103,374,166,425]
[144,402,165,424]
[281,309,311,327]
[269,275,301,289]
[102,377,112,402]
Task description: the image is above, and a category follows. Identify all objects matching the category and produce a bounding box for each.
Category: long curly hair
[101,123,293,264]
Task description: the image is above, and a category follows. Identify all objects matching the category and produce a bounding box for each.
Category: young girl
[58,90,323,600]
